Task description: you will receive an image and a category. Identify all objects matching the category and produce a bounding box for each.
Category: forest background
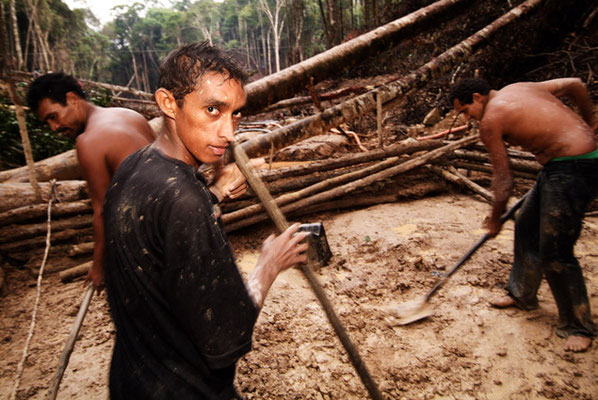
[0,0,400,170]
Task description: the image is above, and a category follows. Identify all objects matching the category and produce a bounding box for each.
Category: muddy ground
[1,193,597,399]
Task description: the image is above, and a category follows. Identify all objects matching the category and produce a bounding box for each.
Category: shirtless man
[450,77,597,352]
[26,73,156,290]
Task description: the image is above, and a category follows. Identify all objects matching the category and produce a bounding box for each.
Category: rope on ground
[10,179,57,400]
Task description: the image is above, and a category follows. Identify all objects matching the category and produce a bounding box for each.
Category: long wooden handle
[233,144,384,400]
[46,284,94,400]
[424,191,529,302]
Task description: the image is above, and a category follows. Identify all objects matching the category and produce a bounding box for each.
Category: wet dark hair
[158,41,247,106]
[449,78,491,105]
[26,72,86,112]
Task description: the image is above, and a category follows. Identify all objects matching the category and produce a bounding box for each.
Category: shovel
[391,192,529,325]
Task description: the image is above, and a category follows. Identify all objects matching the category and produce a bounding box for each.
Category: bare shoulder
[85,107,155,141]
[91,107,149,131]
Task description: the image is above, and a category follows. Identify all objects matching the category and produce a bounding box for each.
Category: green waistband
[552,148,598,162]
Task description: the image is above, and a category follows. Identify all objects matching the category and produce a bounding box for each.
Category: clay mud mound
[1,194,597,399]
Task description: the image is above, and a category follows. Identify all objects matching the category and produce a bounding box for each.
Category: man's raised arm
[537,78,595,128]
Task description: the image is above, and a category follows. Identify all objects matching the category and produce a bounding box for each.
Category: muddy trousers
[506,158,598,338]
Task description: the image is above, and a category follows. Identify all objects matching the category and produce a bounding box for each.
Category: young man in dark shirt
[103,41,309,399]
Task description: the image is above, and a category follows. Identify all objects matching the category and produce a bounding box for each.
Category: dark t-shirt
[104,145,259,399]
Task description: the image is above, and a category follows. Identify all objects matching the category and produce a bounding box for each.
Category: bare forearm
[491,176,513,221]
[245,263,278,309]
[92,210,105,271]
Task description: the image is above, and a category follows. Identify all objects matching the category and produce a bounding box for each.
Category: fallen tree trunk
[0,181,88,213]
[233,0,544,160]
[263,86,370,112]
[0,199,91,226]
[243,0,471,114]
[0,149,80,183]
[226,135,477,231]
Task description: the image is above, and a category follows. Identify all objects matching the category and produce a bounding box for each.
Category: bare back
[73,104,156,289]
[482,80,596,164]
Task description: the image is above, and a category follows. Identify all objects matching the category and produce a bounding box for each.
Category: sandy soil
[1,194,597,399]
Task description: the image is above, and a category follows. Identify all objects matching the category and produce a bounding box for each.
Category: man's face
[35,95,85,140]
[174,71,246,164]
[453,94,484,121]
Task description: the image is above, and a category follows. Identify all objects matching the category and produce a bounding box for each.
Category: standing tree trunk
[0,0,9,74]
[317,0,333,48]
[4,79,42,200]
[259,0,286,72]
[9,0,23,69]
[25,0,51,71]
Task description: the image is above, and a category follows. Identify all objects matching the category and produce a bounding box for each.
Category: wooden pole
[233,143,384,400]
[45,284,94,400]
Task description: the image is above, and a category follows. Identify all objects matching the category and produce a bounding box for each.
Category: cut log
[59,261,92,283]
[243,0,470,114]
[258,139,442,182]
[226,136,478,231]
[0,227,93,253]
[266,166,367,196]
[0,199,91,226]
[0,214,92,244]
[0,149,80,183]
[451,160,538,181]
[68,242,95,257]
[0,181,88,213]
[233,0,544,160]
[452,150,541,174]
[469,144,536,160]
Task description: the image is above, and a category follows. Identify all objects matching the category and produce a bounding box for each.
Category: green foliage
[0,99,73,171]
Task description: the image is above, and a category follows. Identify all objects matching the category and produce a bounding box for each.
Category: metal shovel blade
[387,297,434,325]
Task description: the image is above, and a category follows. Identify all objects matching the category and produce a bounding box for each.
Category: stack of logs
[0,133,542,288]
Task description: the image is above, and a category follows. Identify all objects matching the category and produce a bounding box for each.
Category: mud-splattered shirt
[104,145,258,399]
